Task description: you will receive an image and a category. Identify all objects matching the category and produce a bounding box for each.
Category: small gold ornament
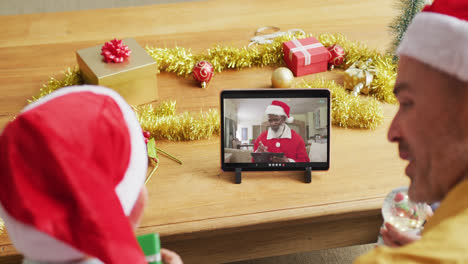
[271,67,294,88]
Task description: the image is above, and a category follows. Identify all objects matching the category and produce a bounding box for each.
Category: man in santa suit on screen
[254,100,310,163]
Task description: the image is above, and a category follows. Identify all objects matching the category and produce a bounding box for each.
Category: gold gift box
[344,68,372,95]
[76,38,158,105]
[343,60,376,95]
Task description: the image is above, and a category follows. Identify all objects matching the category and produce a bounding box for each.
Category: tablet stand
[235,168,242,184]
[235,167,311,184]
[305,167,312,183]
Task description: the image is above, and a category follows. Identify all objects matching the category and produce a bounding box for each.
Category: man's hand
[161,248,183,264]
[380,222,421,247]
[380,204,433,247]
[256,141,268,152]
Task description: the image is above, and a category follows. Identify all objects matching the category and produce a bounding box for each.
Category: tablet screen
[221,89,330,171]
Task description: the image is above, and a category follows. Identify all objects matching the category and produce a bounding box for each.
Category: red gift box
[283,37,330,77]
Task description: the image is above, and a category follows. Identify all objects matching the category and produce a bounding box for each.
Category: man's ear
[128,185,148,230]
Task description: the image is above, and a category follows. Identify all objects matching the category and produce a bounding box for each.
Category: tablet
[221,89,330,172]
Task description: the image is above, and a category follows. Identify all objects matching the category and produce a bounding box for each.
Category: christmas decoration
[145,32,397,104]
[145,137,159,184]
[77,38,158,105]
[389,0,427,57]
[344,59,378,96]
[327,44,346,69]
[0,218,4,235]
[297,78,384,129]
[382,187,428,233]
[192,60,214,88]
[143,131,151,142]
[101,39,131,63]
[283,37,330,76]
[249,27,305,46]
[271,67,294,88]
[29,68,83,102]
[143,130,183,184]
[32,73,220,140]
[316,33,397,104]
[135,101,220,141]
[31,32,397,130]
[137,233,162,264]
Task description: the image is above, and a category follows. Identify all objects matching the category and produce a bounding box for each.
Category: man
[355,0,468,262]
[254,100,309,163]
[0,86,182,264]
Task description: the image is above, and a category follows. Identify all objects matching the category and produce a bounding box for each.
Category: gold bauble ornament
[271,67,294,88]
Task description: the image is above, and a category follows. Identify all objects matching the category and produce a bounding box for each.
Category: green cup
[137,233,162,264]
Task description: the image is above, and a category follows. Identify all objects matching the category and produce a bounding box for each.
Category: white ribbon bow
[249,27,305,47]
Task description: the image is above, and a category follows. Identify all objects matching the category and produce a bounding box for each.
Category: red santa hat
[265,100,294,123]
[0,85,147,263]
[397,0,468,82]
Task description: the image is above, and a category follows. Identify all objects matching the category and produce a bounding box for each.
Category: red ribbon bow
[101,39,131,63]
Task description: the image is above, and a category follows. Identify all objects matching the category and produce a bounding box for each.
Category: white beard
[270,124,285,138]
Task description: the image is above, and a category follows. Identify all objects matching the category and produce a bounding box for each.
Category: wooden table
[0,0,407,263]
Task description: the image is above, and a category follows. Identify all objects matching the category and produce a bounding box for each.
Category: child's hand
[161,248,183,264]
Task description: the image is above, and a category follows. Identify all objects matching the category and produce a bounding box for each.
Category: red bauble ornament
[192,61,214,88]
[101,39,131,63]
[327,44,345,69]
[143,131,151,139]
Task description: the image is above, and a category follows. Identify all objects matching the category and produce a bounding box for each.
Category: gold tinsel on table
[298,79,384,129]
[135,101,220,141]
[146,32,397,104]
[0,218,4,235]
[28,69,220,140]
[316,34,397,104]
[30,32,396,132]
[30,68,83,103]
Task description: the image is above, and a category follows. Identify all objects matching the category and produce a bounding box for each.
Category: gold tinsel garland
[146,32,397,104]
[316,34,397,104]
[30,32,396,133]
[28,69,221,140]
[30,67,84,103]
[135,101,220,141]
[297,79,383,129]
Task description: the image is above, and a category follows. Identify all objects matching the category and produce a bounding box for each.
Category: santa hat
[0,85,147,263]
[265,100,294,123]
[397,0,468,82]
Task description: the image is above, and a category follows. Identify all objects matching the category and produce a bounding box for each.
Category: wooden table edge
[137,196,384,241]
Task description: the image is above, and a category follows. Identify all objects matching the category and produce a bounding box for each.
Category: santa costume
[254,100,309,162]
